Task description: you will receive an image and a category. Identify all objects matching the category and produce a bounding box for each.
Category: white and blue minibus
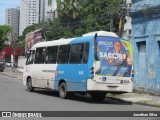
[23,31,133,101]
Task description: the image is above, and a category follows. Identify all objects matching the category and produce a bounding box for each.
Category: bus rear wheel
[27,78,34,92]
[90,92,107,101]
[59,82,68,99]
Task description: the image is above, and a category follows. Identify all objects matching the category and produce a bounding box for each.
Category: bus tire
[59,82,68,99]
[90,92,107,102]
[27,78,34,92]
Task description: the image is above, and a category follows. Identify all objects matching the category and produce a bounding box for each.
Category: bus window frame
[82,42,90,64]
[69,43,84,64]
[58,45,70,64]
[26,50,35,65]
[46,46,59,64]
[34,47,47,64]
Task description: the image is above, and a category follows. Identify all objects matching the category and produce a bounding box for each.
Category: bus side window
[35,47,46,64]
[83,42,89,64]
[58,45,70,64]
[70,43,84,64]
[46,46,58,64]
[26,50,35,65]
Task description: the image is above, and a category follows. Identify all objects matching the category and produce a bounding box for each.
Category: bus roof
[82,31,118,38]
[32,38,75,49]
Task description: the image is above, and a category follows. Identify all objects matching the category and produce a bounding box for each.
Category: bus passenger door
[24,50,36,86]
[33,47,48,88]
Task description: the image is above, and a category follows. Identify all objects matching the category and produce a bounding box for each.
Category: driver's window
[26,50,35,65]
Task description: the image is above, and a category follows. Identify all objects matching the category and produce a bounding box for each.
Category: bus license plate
[108,86,116,90]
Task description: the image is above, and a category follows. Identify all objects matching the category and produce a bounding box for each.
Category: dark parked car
[0,61,5,72]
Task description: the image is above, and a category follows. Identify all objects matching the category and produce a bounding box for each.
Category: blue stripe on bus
[54,37,94,91]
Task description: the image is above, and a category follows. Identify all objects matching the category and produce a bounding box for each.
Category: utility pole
[110,17,114,32]
[11,33,16,72]
[118,16,123,37]
[108,10,114,32]
[118,0,127,37]
[42,0,46,41]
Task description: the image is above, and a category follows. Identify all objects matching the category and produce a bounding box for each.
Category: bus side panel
[54,64,88,91]
[25,64,58,89]
[54,37,94,92]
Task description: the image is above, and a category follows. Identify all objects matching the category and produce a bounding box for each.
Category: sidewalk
[0,67,160,108]
[0,67,23,80]
[107,92,160,108]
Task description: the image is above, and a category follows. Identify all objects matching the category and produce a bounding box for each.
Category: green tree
[57,0,80,27]
[0,25,12,51]
[78,0,122,32]
[44,18,65,40]
[99,0,122,32]
[22,23,42,35]
[21,0,123,42]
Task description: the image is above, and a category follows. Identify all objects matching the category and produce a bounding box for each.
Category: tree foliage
[0,25,12,51]
[22,23,42,36]
[57,0,79,21]
[44,18,66,40]
[55,0,122,39]
[20,0,123,42]
[16,23,42,51]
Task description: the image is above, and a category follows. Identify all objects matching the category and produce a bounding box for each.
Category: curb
[107,96,132,103]
[135,101,160,108]
[106,95,160,108]
[0,72,23,80]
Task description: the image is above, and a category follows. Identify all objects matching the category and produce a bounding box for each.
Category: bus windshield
[95,36,133,77]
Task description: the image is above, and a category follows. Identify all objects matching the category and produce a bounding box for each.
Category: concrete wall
[17,56,26,72]
[131,0,160,94]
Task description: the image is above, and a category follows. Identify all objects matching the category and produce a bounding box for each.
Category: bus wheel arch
[26,76,34,92]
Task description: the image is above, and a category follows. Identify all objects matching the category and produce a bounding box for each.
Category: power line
[45,11,120,32]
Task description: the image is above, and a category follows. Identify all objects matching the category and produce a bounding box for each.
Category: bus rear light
[91,71,94,74]
[90,67,94,71]
[90,67,94,74]
[90,67,94,79]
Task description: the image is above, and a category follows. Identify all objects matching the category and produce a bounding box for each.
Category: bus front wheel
[90,92,107,101]
[59,82,68,99]
[27,78,34,92]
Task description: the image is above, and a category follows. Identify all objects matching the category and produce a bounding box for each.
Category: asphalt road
[0,74,159,120]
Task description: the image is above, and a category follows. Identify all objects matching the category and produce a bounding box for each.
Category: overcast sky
[0,0,20,25]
